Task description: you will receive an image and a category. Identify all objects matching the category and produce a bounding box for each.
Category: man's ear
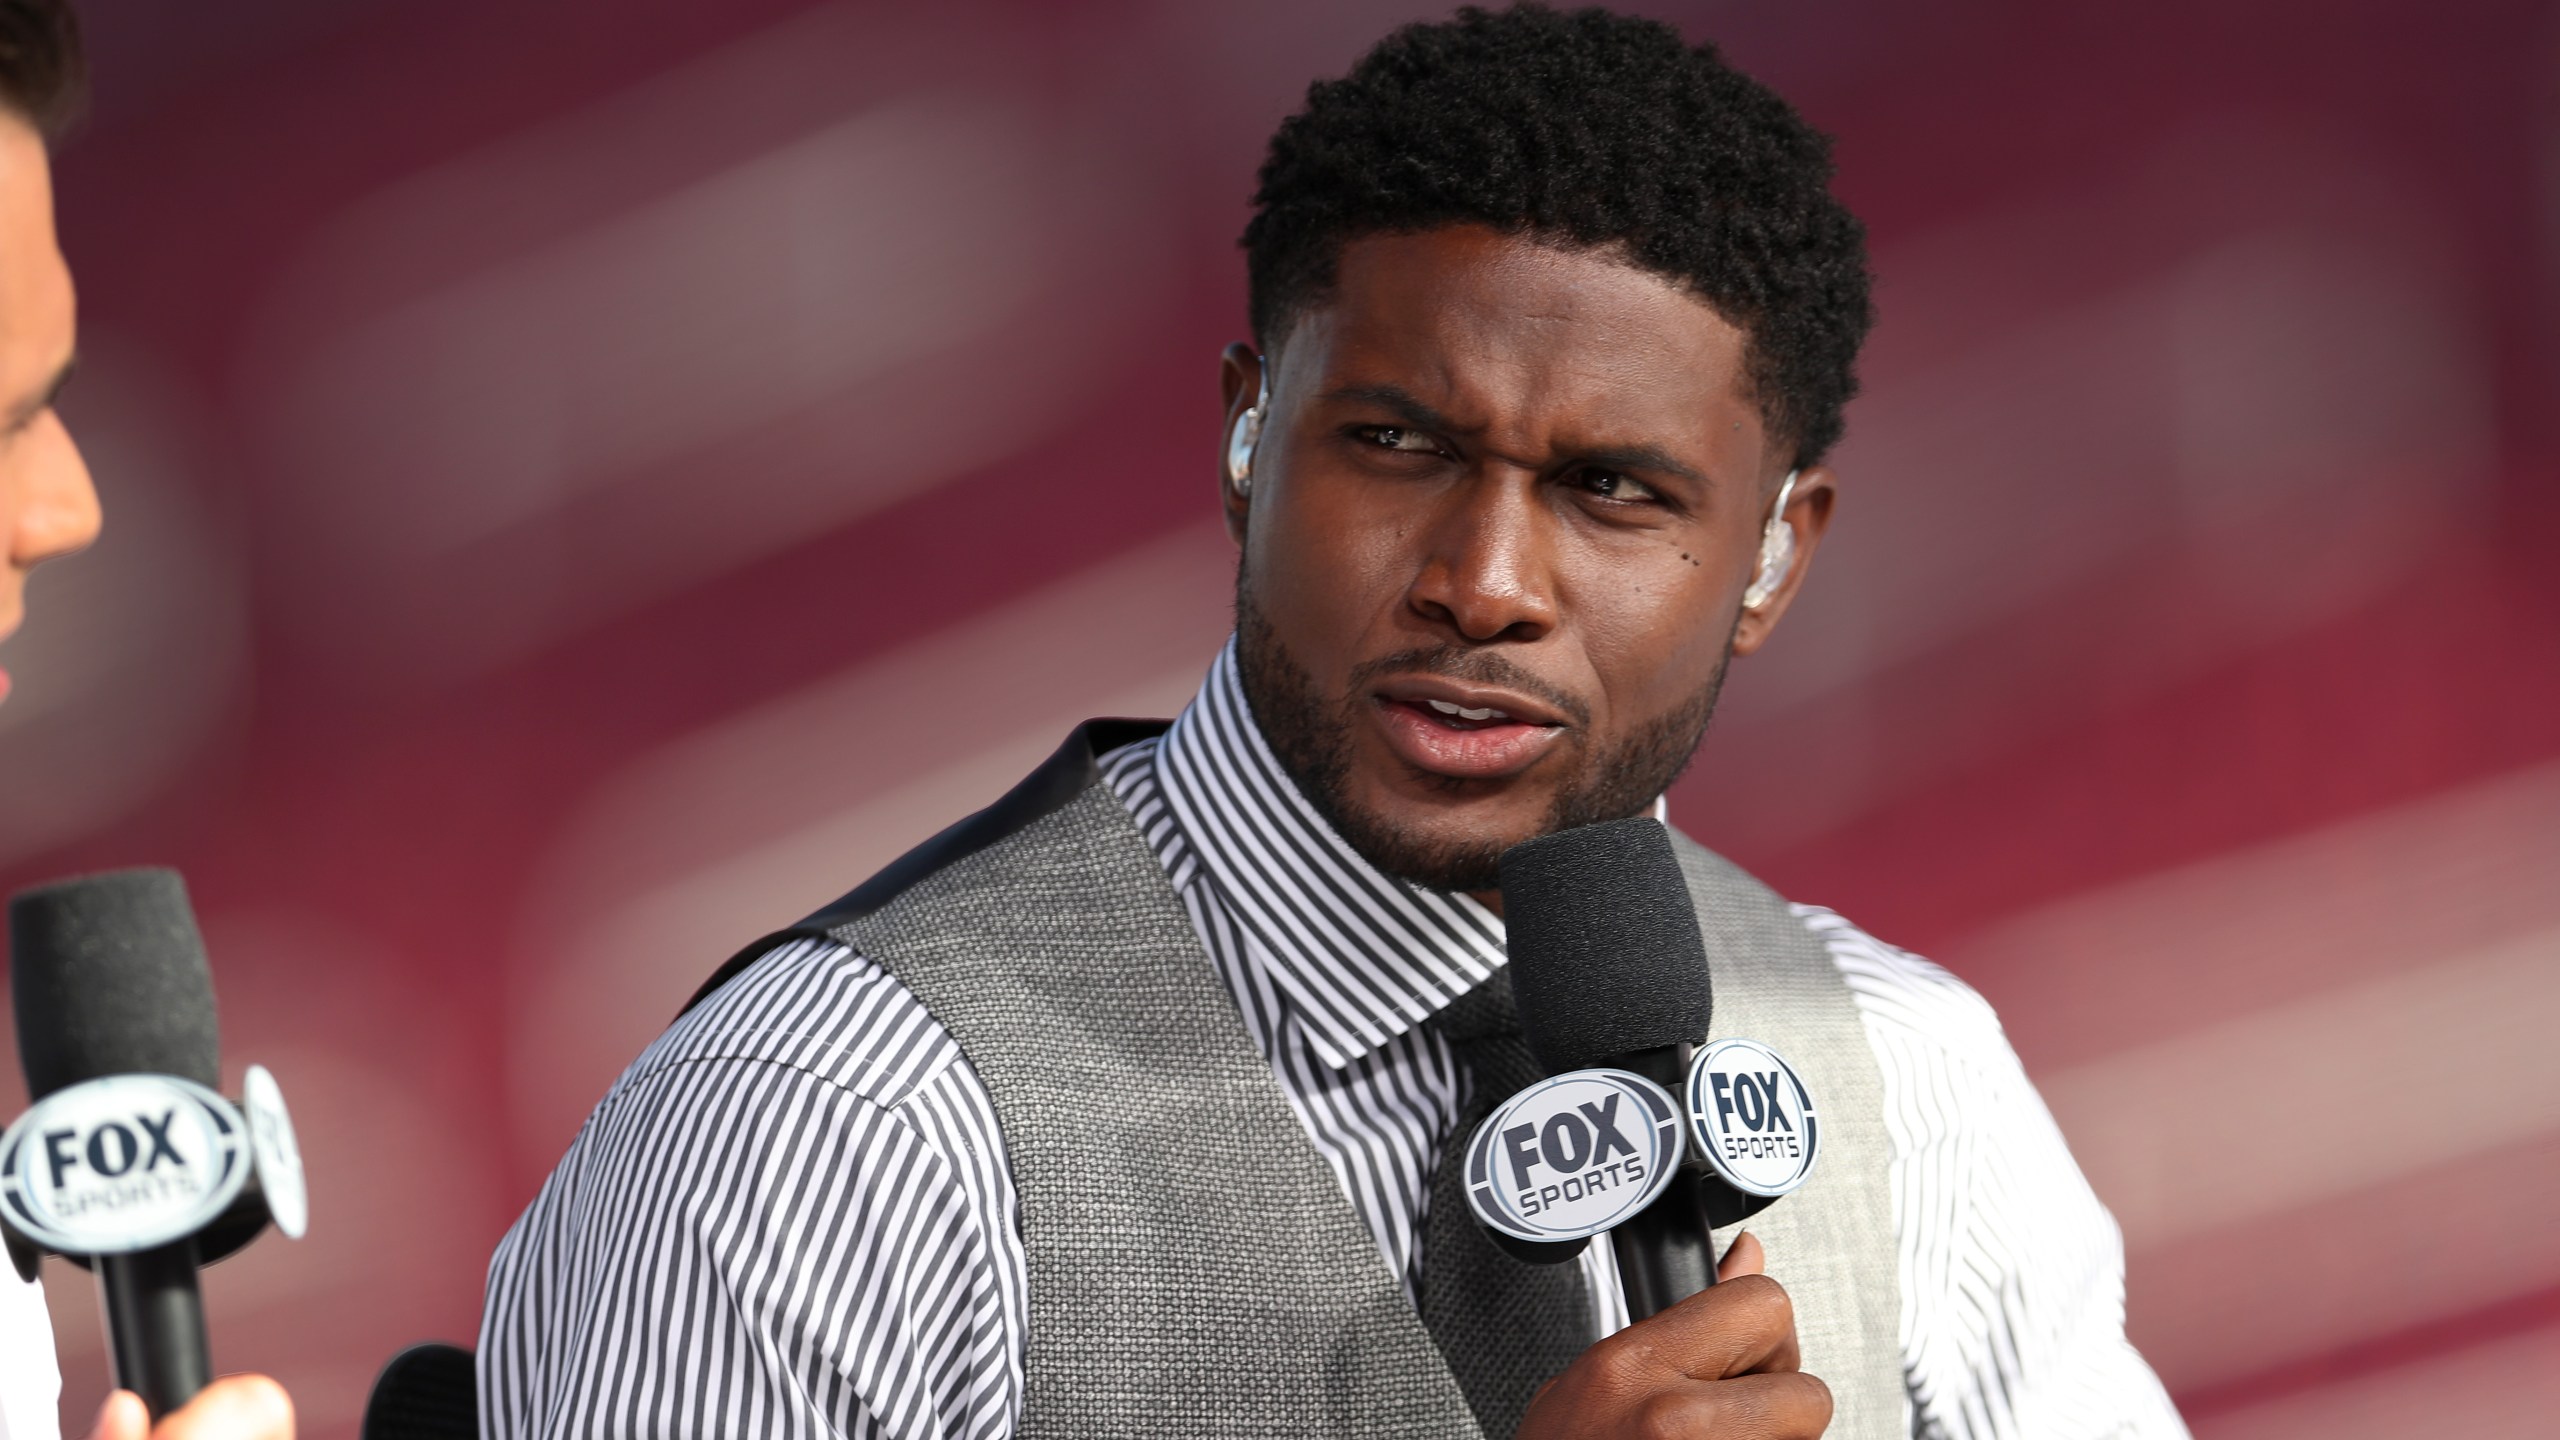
[1217,342,1264,548]
[1730,464,1836,657]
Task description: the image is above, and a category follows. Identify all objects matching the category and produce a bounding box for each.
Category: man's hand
[83,1376,294,1440]
[1517,1232,1833,1439]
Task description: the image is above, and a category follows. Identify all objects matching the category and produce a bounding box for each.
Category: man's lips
[1368,677,1570,780]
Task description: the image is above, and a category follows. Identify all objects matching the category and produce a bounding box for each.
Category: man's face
[1225,225,1831,893]
[0,113,92,709]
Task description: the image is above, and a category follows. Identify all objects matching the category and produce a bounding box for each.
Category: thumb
[82,1391,148,1440]
[1716,1229,1766,1282]
[151,1376,295,1440]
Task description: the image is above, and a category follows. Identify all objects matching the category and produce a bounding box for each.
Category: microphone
[1498,817,1721,1319]
[3,869,307,1419]
[1463,816,1822,1325]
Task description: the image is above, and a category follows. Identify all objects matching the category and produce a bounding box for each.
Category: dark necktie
[1418,969,1596,1439]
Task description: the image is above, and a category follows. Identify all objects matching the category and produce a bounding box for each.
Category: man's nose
[1404,473,1558,644]
[8,413,100,570]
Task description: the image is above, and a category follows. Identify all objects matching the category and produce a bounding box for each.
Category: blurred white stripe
[252,3,1171,684]
[1699,124,2490,855]
[1947,760,2560,1388]
[1955,759,2560,1068]
[2042,924,2560,1248]
[278,95,1067,558]
[529,523,1236,903]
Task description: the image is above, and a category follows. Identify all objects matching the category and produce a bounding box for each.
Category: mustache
[1344,645,1593,729]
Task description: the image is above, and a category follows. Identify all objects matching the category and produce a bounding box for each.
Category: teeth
[1425,698,1509,722]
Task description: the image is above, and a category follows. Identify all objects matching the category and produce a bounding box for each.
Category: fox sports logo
[1684,1038,1820,1198]
[1464,1068,1684,1243]
[0,1074,249,1255]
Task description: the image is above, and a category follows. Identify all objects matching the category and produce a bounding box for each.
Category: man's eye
[1576,470,1661,503]
[1354,425,1440,454]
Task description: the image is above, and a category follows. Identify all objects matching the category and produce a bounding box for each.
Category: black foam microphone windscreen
[9,868,220,1099]
[361,1344,480,1440]
[1499,816,1712,1074]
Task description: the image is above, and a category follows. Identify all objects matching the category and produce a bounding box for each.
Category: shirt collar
[1152,640,1508,1069]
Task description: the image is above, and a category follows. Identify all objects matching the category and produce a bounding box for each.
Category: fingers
[84,1391,148,1440]
[1517,1240,1824,1440]
[1717,1229,1765,1281]
[151,1375,296,1440]
[1619,1272,1801,1380]
[1635,1371,1836,1440]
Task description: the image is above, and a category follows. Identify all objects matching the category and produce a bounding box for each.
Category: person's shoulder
[614,932,973,1117]
[1786,903,2010,1053]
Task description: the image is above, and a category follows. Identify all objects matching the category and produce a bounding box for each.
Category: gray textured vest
[695,722,1905,1438]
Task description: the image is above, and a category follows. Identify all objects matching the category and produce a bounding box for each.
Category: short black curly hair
[0,0,82,140]
[1244,4,1873,468]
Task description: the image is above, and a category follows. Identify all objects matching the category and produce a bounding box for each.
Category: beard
[1233,571,1730,894]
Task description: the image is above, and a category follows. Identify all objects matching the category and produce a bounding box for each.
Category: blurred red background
[2,1,2554,1434]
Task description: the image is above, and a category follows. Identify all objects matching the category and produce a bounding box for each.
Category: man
[485,8,2186,1438]
[0,4,293,1439]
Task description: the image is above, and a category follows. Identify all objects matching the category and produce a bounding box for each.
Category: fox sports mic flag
[1464,1068,1685,1243]
[1684,1038,1820,1199]
[0,1074,248,1255]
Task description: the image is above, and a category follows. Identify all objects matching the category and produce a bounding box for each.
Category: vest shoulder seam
[608,1039,968,1126]
[650,937,975,1113]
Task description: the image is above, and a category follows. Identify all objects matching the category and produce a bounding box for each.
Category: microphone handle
[1610,1161,1716,1320]
[1609,1044,1716,1323]
[97,1239,210,1418]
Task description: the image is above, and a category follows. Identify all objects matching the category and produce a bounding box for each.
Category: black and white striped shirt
[481,642,2187,1440]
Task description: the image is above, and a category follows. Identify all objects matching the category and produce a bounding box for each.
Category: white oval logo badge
[0,1075,249,1255]
[241,1066,307,1242]
[1685,1038,1819,1198]
[1465,1068,1683,1242]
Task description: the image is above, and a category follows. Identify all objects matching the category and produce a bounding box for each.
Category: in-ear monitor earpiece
[1742,470,1800,611]
[1227,359,1270,496]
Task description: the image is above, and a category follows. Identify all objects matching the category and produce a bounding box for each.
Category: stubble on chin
[1232,573,1730,894]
